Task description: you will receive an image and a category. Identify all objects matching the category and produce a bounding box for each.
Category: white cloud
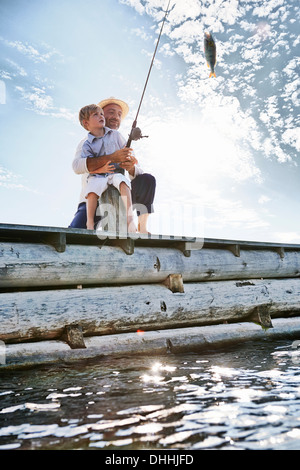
[15,85,76,122]
[282,128,300,152]
[258,195,271,204]
[0,37,61,63]
[252,0,285,18]
[0,166,38,193]
[0,70,11,80]
[5,59,27,77]
[131,27,152,42]
[16,85,53,111]
[119,0,144,15]
[272,232,300,244]
[205,198,270,230]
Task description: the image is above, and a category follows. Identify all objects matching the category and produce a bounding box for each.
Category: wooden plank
[1,241,300,288]
[2,317,300,370]
[1,223,300,252]
[1,278,299,342]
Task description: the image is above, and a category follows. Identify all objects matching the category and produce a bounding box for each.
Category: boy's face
[84,108,105,133]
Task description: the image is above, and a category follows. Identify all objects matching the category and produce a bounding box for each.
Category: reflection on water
[1,338,300,450]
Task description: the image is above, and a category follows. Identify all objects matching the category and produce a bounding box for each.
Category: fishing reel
[129,126,148,142]
[126,124,148,148]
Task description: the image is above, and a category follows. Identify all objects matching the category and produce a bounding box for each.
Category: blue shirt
[81,127,126,177]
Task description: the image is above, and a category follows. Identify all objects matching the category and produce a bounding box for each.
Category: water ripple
[1,338,300,449]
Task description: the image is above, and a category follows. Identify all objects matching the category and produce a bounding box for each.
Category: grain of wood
[1,242,300,288]
[1,278,299,342]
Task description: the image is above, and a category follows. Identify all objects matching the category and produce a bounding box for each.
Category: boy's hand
[90,161,115,174]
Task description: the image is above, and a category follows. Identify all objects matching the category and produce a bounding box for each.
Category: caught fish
[204,32,216,78]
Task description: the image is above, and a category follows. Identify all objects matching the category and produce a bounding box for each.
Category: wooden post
[98,185,127,235]
[250,304,273,329]
[164,274,184,293]
[41,232,66,253]
[97,186,135,254]
[62,325,86,349]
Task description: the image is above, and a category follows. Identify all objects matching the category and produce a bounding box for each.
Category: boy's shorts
[84,173,131,198]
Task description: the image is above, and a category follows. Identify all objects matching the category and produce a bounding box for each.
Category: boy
[78,104,136,232]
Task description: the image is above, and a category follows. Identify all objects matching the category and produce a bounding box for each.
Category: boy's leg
[86,192,99,230]
[85,177,108,230]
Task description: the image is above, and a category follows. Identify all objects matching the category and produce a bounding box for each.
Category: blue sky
[0,0,299,242]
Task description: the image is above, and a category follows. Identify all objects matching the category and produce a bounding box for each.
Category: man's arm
[114,128,143,177]
[72,139,133,175]
[86,147,133,173]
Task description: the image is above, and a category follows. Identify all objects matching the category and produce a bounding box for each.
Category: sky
[0,0,299,243]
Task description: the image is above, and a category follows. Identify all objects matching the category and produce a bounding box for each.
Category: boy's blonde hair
[79,104,103,130]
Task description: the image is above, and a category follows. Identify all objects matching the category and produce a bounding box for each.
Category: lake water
[1,337,300,451]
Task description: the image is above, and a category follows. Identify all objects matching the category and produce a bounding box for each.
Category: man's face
[103,104,123,130]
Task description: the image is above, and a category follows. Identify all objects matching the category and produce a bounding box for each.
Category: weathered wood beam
[1,278,299,343]
[2,318,300,370]
[1,242,300,288]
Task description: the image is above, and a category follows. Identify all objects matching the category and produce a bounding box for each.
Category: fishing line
[126,0,172,147]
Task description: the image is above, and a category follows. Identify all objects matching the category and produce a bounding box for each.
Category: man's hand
[86,147,137,174]
[111,147,133,163]
[119,154,138,175]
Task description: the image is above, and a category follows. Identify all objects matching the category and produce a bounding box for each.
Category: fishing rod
[126,0,172,148]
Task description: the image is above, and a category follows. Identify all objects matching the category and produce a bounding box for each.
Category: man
[69,97,156,233]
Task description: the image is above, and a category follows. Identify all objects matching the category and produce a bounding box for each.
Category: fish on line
[204,32,217,78]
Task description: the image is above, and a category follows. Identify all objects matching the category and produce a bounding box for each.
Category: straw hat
[97,97,129,119]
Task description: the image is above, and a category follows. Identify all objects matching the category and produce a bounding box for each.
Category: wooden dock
[1,223,300,370]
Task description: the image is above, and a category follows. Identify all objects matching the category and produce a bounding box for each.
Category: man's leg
[119,181,137,233]
[131,173,156,233]
[69,202,101,229]
[69,203,87,229]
